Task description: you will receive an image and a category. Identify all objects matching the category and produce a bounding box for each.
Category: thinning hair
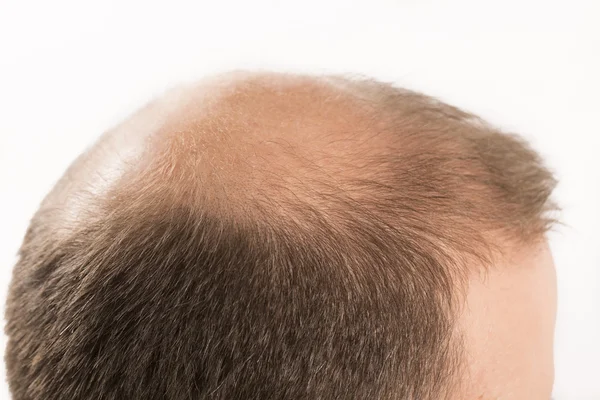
[5,72,557,400]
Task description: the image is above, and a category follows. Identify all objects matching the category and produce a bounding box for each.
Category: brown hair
[5,72,557,399]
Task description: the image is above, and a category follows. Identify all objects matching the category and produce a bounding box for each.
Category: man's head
[5,72,558,399]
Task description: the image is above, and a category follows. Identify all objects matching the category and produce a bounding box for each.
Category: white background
[0,1,599,398]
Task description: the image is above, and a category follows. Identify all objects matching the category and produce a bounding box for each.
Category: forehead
[459,240,557,398]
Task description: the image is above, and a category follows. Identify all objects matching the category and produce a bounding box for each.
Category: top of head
[6,71,558,400]
[48,71,555,246]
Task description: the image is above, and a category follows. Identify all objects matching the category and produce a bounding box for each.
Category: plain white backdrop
[1,1,599,398]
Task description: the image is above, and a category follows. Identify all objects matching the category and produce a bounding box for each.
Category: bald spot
[132,73,401,220]
[99,73,482,242]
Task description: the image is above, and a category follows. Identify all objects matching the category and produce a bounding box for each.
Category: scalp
[37,71,555,247]
[131,72,399,220]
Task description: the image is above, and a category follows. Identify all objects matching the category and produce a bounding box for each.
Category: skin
[36,72,557,399]
[458,240,557,399]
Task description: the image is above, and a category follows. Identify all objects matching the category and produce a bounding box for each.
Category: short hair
[5,72,557,399]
